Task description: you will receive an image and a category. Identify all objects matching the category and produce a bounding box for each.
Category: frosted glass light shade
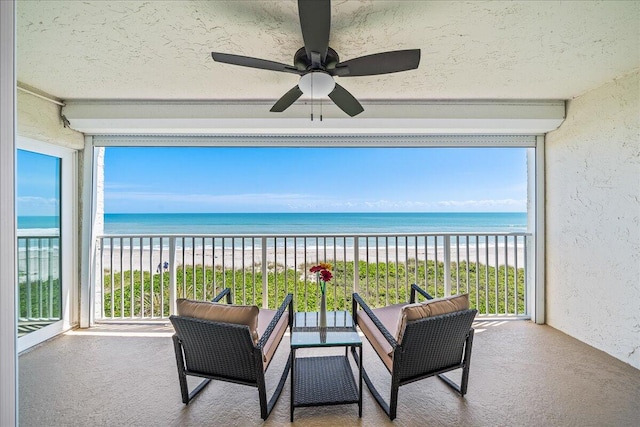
[298,72,335,98]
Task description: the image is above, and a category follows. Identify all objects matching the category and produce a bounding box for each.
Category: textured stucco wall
[17,90,84,148]
[546,70,640,369]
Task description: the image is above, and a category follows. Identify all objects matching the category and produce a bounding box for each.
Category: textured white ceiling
[16,0,640,103]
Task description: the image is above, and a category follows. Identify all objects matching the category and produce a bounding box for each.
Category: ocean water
[99,212,527,235]
[18,212,528,253]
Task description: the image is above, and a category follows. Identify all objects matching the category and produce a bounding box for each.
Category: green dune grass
[102,259,526,318]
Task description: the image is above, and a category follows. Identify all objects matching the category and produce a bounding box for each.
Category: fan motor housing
[294,47,340,71]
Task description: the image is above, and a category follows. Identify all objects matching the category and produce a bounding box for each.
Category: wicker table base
[294,355,358,405]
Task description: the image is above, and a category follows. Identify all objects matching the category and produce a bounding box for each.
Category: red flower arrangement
[310,262,332,294]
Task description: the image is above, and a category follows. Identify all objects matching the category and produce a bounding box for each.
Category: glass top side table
[289,310,363,421]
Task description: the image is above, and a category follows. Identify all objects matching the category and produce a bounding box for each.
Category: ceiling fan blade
[270,86,304,112]
[328,83,364,117]
[211,52,302,75]
[298,0,330,64]
[334,49,421,77]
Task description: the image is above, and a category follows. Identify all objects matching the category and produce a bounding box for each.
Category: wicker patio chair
[352,284,477,420]
[169,288,293,420]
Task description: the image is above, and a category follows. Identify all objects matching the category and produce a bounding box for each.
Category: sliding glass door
[17,138,75,351]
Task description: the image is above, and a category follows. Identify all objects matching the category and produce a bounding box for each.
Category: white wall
[546,70,640,369]
[17,90,84,148]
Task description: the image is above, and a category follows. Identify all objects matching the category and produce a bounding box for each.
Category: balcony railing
[17,235,61,334]
[94,232,531,322]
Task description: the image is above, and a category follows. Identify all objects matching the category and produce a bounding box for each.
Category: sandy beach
[100,243,527,273]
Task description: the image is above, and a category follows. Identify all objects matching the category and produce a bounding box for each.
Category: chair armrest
[410,283,433,303]
[257,294,293,349]
[352,293,398,349]
[212,287,232,304]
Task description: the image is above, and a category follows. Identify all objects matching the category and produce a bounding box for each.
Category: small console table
[289,310,362,421]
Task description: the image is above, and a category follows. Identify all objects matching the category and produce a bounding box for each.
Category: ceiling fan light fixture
[211,1,420,116]
[298,72,335,98]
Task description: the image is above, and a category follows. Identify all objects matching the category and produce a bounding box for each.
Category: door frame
[17,136,77,352]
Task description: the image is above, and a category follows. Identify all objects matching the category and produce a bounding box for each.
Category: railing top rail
[96,231,531,239]
[17,234,60,239]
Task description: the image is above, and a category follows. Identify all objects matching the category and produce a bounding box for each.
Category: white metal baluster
[293,237,298,308]
[303,238,308,311]
[190,237,196,299]
[444,235,451,297]
[169,237,177,317]
[242,237,247,305]
[484,235,489,315]
[524,234,530,316]
[475,235,480,310]
[375,237,379,307]
[129,237,133,319]
[109,238,115,319]
[261,237,268,309]
[99,238,105,320]
[514,236,519,315]
[119,237,124,319]
[223,237,228,291]
[385,236,389,306]
[201,237,206,300]
[455,235,460,294]
[149,237,154,318]
[284,237,288,300]
[413,236,418,289]
[465,235,470,295]
[364,236,370,299]
[48,238,54,319]
[232,237,237,303]
[275,237,279,307]
[348,236,352,304]
[504,235,509,314]
[424,235,429,291]
[252,237,256,305]
[213,237,218,294]
[434,236,439,298]
[139,238,144,318]
[316,237,320,309]
[404,236,409,297]
[37,239,43,319]
[394,236,399,304]
[493,236,499,314]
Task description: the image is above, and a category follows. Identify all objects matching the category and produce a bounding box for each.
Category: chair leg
[437,329,474,396]
[389,380,399,421]
[172,335,211,404]
[350,347,395,420]
[172,336,190,403]
[460,328,474,395]
[259,351,292,420]
[257,374,269,420]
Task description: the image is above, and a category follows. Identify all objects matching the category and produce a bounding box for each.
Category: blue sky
[102,147,528,213]
[17,150,61,217]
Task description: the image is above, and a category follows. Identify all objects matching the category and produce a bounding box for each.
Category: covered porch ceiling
[16,1,640,134]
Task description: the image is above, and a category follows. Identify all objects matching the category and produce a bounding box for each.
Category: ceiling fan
[211,0,420,117]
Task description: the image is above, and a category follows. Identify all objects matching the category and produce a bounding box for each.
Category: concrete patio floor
[19,319,640,426]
